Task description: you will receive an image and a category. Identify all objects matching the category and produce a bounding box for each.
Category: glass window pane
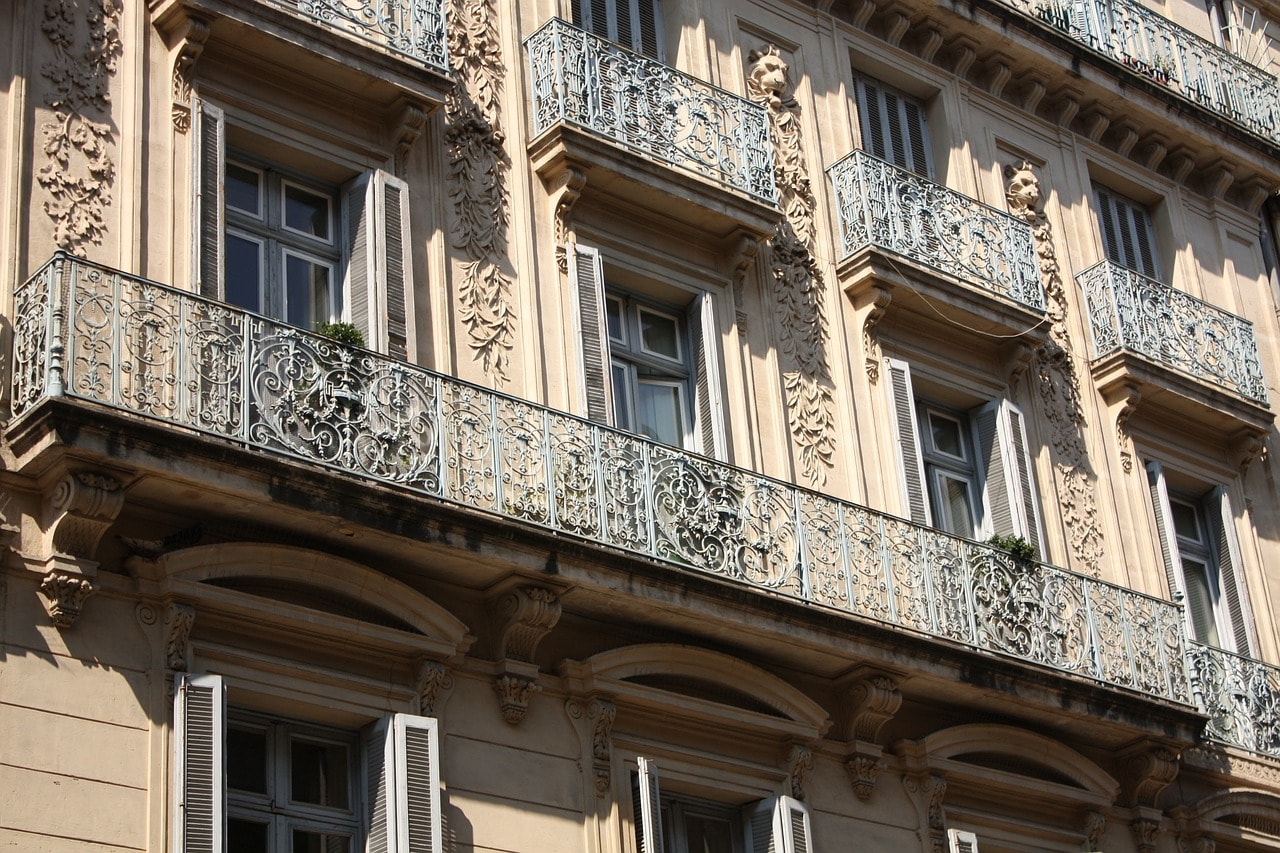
[226,234,263,314]
[937,474,976,539]
[1183,559,1221,647]
[227,164,261,216]
[285,255,332,329]
[606,296,625,344]
[292,828,350,853]
[228,818,270,853]
[637,380,683,446]
[682,814,735,853]
[291,738,349,809]
[639,308,680,360]
[929,412,967,460]
[1171,500,1203,543]
[284,184,331,240]
[612,363,632,430]
[227,727,268,794]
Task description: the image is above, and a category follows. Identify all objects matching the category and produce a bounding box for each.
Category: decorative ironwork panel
[1000,0,1280,146]
[828,150,1044,311]
[441,378,499,511]
[1078,260,1269,404]
[495,397,551,525]
[265,0,449,72]
[525,18,777,204]
[548,413,602,538]
[182,298,246,438]
[970,552,1091,674]
[841,506,894,622]
[924,533,971,643]
[598,429,652,554]
[1085,580,1135,689]
[68,262,122,408]
[736,476,802,595]
[797,492,850,609]
[649,447,746,576]
[12,258,57,417]
[1189,643,1280,758]
[884,517,932,632]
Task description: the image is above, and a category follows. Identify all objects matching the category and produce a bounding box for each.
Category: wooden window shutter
[635,0,664,60]
[855,76,932,177]
[1096,188,1124,268]
[342,170,412,358]
[856,78,888,164]
[1145,461,1185,603]
[690,292,727,459]
[1003,401,1044,552]
[634,757,665,853]
[971,400,1012,538]
[1096,186,1158,277]
[747,796,811,853]
[885,358,931,525]
[363,714,441,853]
[948,829,981,853]
[173,673,225,853]
[1209,486,1257,654]
[342,172,375,346]
[193,99,226,300]
[568,244,613,424]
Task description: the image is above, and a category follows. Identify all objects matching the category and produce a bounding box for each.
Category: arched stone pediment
[1191,788,1280,836]
[921,723,1119,799]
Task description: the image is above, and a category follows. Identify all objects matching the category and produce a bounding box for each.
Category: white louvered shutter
[173,673,225,853]
[690,292,727,459]
[193,100,226,300]
[568,243,613,424]
[1095,187,1158,278]
[363,714,441,853]
[1146,461,1185,604]
[342,170,412,358]
[885,358,930,525]
[1003,401,1044,553]
[948,828,980,853]
[635,757,664,853]
[573,0,664,59]
[1208,486,1256,654]
[970,400,1042,548]
[746,796,811,853]
[855,76,933,178]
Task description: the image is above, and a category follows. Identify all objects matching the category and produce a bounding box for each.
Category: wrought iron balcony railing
[827,150,1045,312]
[996,0,1280,147]
[1188,643,1280,756]
[524,18,777,205]
[258,0,449,72]
[13,254,1191,708]
[1077,259,1269,405]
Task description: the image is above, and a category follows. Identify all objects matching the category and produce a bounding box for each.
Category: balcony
[1078,260,1272,438]
[1189,643,1280,756]
[524,18,778,241]
[995,0,1280,148]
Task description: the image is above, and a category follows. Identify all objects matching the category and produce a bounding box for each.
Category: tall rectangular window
[854,74,933,178]
[573,0,664,59]
[1094,184,1159,278]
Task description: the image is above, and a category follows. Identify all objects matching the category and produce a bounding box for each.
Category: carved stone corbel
[1000,340,1034,388]
[786,743,814,801]
[1131,817,1161,853]
[40,571,95,628]
[415,660,453,716]
[986,54,1013,99]
[394,101,428,174]
[1020,74,1047,112]
[1084,810,1107,850]
[1141,135,1168,171]
[1206,161,1235,200]
[1113,123,1140,158]
[1119,741,1180,807]
[493,671,540,725]
[1233,430,1266,475]
[1084,107,1112,142]
[1054,87,1083,128]
[1239,179,1274,214]
[948,36,978,79]
[845,744,887,801]
[916,24,944,64]
[164,603,195,670]
[45,470,124,563]
[842,669,903,743]
[854,284,892,383]
[1101,381,1142,474]
[494,585,562,662]
[565,695,617,797]
[852,0,878,30]
[170,14,211,133]
[903,772,948,853]
[1168,149,1197,185]
[1179,834,1216,853]
[880,4,911,46]
[550,166,587,273]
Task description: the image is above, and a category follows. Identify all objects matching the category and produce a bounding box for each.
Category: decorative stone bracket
[845,744,887,802]
[786,743,814,801]
[40,571,95,628]
[493,667,541,725]
[166,13,211,133]
[38,469,125,628]
[415,659,454,716]
[852,283,893,384]
[164,602,195,671]
[837,668,903,802]
[494,584,563,662]
[567,695,617,797]
[1119,740,1181,807]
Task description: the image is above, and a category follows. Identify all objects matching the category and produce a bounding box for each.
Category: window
[1210,0,1275,67]
[1146,462,1256,653]
[1094,184,1158,278]
[193,99,413,358]
[886,358,1043,551]
[948,829,980,853]
[173,674,441,853]
[573,0,664,59]
[632,757,810,853]
[854,74,933,178]
[569,243,726,457]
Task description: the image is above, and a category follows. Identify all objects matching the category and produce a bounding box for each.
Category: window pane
[227,164,261,216]
[639,308,680,360]
[606,296,625,344]
[226,234,263,314]
[228,727,268,794]
[290,738,349,809]
[292,829,350,853]
[682,814,735,853]
[929,412,967,460]
[284,184,331,240]
[612,363,632,429]
[228,818,270,853]
[1171,500,1204,543]
[285,255,332,329]
[937,474,977,539]
[1183,558,1221,647]
[637,380,683,446]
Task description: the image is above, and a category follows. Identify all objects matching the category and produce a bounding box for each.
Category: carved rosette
[447,0,516,385]
[748,46,836,486]
[493,673,540,725]
[40,571,95,627]
[164,603,195,670]
[1005,161,1105,577]
[38,0,123,250]
[495,585,562,662]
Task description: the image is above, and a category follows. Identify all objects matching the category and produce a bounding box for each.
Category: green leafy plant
[316,322,365,348]
[986,533,1037,563]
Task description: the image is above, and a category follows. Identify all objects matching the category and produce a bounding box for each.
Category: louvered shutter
[855,76,933,178]
[1146,461,1185,603]
[690,292,726,459]
[948,829,981,853]
[1095,187,1157,277]
[1208,486,1256,654]
[885,358,931,525]
[1004,402,1043,553]
[573,0,663,59]
[746,796,811,853]
[173,673,225,853]
[363,714,441,853]
[342,170,412,358]
[635,757,664,853]
[568,244,613,424]
[970,400,1042,546]
[193,100,226,300]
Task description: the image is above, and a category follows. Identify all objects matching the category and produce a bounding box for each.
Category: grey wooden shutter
[948,829,980,853]
[1004,402,1043,553]
[971,401,1011,538]
[635,757,664,853]
[193,100,226,300]
[1095,187,1158,277]
[574,0,663,59]
[1145,461,1185,603]
[690,292,726,458]
[1208,486,1256,654]
[342,171,375,344]
[568,243,613,424]
[342,170,412,358]
[856,76,933,178]
[377,171,412,361]
[885,358,930,525]
[173,673,225,853]
[363,714,441,853]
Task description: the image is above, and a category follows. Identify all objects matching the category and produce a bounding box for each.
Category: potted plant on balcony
[317,321,366,349]
[986,533,1038,569]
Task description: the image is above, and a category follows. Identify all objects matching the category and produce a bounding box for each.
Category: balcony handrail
[14,254,1194,707]
[257,0,450,73]
[1076,259,1270,405]
[1187,642,1280,757]
[996,0,1280,148]
[524,18,778,205]
[827,149,1045,311]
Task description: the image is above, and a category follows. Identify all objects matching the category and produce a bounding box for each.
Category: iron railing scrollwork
[264,0,449,72]
[827,150,1045,311]
[1188,642,1280,756]
[1077,259,1269,405]
[524,18,777,205]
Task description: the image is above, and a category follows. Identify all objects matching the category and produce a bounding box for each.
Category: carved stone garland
[1006,162,1105,577]
[748,46,837,486]
[38,0,123,250]
[446,0,516,385]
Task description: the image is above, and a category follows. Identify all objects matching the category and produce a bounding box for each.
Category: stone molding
[44,470,124,565]
[493,671,540,725]
[494,585,562,663]
[39,570,95,628]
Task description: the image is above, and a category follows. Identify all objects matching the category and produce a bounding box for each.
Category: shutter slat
[781,796,811,853]
[364,718,391,853]
[636,757,665,853]
[343,172,373,344]
[886,359,930,525]
[1096,188,1123,267]
[903,101,931,178]
[1211,487,1254,654]
[173,673,225,853]
[195,100,225,300]
[858,80,887,162]
[971,401,1012,538]
[379,171,412,360]
[1146,461,1184,603]
[364,715,441,853]
[692,293,725,458]
[570,245,612,423]
[1005,403,1042,552]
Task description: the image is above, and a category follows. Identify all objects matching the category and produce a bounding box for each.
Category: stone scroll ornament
[38,0,123,250]
[1005,162,1105,577]
[446,0,516,385]
[748,46,837,486]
